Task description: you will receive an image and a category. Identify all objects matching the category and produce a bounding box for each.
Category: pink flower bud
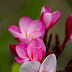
[65,14,72,36]
[40,6,62,30]
[9,44,17,55]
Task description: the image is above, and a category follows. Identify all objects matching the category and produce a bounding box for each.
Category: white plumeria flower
[20,54,57,72]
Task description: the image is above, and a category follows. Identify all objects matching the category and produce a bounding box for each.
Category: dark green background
[0,0,72,72]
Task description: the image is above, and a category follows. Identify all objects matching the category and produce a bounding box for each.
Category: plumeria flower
[40,6,62,30]
[20,54,57,72]
[9,38,46,64]
[8,16,45,43]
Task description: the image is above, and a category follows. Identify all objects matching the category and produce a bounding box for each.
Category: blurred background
[0,0,72,72]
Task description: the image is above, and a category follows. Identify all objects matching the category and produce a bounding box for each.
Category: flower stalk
[43,30,48,45]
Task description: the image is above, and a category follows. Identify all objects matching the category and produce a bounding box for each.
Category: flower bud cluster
[8,6,72,72]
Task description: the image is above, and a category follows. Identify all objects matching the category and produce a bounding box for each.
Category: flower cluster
[8,6,72,72]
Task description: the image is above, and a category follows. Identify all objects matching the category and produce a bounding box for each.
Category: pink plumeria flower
[9,38,46,64]
[8,16,45,43]
[40,6,62,30]
[20,54,57,72]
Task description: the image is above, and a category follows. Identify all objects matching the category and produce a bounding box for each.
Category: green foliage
[67,0,72,8]
[11,62,20,72]
[19,0,44,19]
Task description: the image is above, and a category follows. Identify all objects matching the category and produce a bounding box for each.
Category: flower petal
[9,44,17,55]
[41,13,52,30]
[39,54,57,72]
[40,6,51,15]
[15,57,30,64]
[51,11,61,26]
[32,48,45,62]
[20,61,41,72]
[16,43,28,59]
[8,25,23,38]
[27,38,46,61]
[39,21,45,38]
[65,14,72,36]
[70,34,72,43]
[19,16,33,35]
[31,31,42,39]
[27,20,44,36]
[15,36,32,43]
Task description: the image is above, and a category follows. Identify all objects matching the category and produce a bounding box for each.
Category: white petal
[20,61,41,72]
[39,54,57,72]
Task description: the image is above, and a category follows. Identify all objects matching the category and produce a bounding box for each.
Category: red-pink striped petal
[16,43,28,59]
[27,38,46,62]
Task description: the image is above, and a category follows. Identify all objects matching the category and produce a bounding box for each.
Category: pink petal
[51,11,62,27]
[15,57,23,64]
[8,25,23,38]
[39,21,45,38]
[15,57,30,64]
[27,38,46,61]
[31,31,42,39]
[19,16,33,35]
[15,36,32,43]
[65,14,72,36]
[27,20,44,36]
[39,54,57,72]
[70,34,72,43]
[20,61,41,72]
[40,6,51,15]
[9,44,17,55]
[32,48,45,62]
[41,13,52,30]
[16,43,28,59]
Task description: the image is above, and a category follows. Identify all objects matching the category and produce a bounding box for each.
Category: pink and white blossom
[9,38,46,64]
[20,54,57,72]
[8,16,45,43]
[40,6,62,30]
